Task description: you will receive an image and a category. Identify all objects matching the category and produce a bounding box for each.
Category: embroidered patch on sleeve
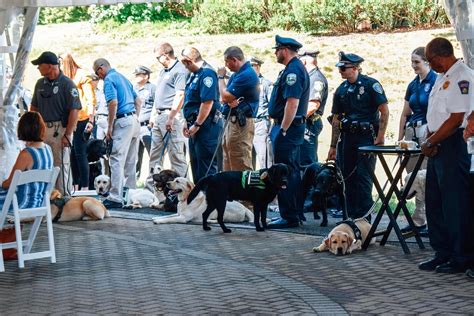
[372,82,383,94]
[286,73,297,86]
[71,88,79,98]
[203,77,213,88]
[458,80,469,95]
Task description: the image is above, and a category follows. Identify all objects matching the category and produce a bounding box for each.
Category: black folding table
[358,145,425,254]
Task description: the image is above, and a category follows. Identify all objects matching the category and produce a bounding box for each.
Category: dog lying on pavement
[93,175,160,209]
[50,189,110,221]
[302,161,348,227]
[152,169,180,212]
[187,163,289,233]
[313,218,375,255]
[152,177,253,224]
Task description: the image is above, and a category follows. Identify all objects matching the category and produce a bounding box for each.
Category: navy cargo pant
[271,123,305,223]
[300,118,323,166]
[426,129,474,266]
[337,131,376,219]
[189,118,224,183]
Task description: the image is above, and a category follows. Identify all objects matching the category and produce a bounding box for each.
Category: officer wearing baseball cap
[327,51,389,220]
[267,35,309,229]
[133,65,152,75]
[31,51,60,65]
[298,49,320,58]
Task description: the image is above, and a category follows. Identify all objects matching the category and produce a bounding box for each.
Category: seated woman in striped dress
[0,111,53,210]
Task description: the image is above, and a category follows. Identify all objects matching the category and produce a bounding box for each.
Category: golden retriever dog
[152,177,254,224]
[50,190,110,221]
[313,218,374,255]
[94,175,160,209]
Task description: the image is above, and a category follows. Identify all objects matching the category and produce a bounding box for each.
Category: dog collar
[336,219,363,241]
[241,170,266,190]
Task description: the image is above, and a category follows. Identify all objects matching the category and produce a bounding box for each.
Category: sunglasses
[156,53,166,61]
[95,65,103,76]
[338,65,356,72]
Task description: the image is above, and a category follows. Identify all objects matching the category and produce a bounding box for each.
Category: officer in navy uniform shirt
[327,52,389,220]
[180,47,224,183]
[267,35,310,229]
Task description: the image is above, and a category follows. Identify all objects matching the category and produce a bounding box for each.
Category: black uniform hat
[133,65,152,75]
[249,56,264,66]
[298,48,320,58]
[31,51,59,65]
[335,51,364,67]
[272,35,303,51]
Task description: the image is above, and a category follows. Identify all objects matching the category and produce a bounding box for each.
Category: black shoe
[419,256,449,271]
[267,218,299,229]
[466,269,474,279]
[418,227,429,237]
[401,224,427,234]
[102,199,123,209]
[435,261,470,274]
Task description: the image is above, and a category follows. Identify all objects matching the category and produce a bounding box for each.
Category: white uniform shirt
[427,59,474,132]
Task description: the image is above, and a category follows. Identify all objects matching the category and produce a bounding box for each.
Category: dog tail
[244,208,254,222]
[187,175,211,204]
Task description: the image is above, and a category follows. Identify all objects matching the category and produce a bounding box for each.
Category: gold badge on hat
[443,81,450,89]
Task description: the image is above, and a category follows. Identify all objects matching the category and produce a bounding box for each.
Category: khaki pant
[404,124,427,227]
[146,111,187,191]
[44,122,72,196]
[222,118,254,171]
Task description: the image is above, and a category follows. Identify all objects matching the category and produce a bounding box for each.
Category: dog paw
[312,247,321,252]
[223,228,232,233]
[122,204,133,209]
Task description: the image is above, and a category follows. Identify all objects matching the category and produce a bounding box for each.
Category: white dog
[93,175,160,209]
[152,177,254,224]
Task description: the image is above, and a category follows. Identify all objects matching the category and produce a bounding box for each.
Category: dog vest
[51,196,71,222]
[337,219,363,241]
[241,171,266,190]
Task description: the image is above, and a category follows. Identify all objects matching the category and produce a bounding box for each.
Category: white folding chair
[0,167,60,272]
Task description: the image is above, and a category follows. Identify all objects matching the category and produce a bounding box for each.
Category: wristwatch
[281,129,287,137]
[424,140,434,148]
[218,75,225,80]
[194,122,202,128]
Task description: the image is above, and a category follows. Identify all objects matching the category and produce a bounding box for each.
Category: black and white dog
[86,138,108,190]
[302,161,348,226]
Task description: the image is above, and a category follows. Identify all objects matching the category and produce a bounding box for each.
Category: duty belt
[45,121,62,128]
[274,116,306,126]
[116,111,135,119]
[306,113,321,124]
[407,120,425,128]
[157,108,171,115]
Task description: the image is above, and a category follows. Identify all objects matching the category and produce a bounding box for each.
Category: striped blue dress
[0,144,54,212]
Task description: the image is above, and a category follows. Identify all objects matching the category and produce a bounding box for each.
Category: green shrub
[39,6,90,24]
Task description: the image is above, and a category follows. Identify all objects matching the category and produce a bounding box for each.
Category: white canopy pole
[443,0,474,69]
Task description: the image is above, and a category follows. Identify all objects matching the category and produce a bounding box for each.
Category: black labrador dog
[187,163,289,233]
[302,161,348,226]
[86,138,107,190]
[152,169,180,212]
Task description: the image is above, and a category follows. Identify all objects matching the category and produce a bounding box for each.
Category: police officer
[267,35,309,229]
[298,49,328,164]
[146,43,189,191]
[218,47,260,172]
[418,38,474,274]
[180,47,224,183]
[133,65,156,177]
[93,58,141,208]
[250,56,274,169]
[30,51,81,196]
[327,52,389,220]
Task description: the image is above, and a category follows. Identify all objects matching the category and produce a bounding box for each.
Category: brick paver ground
[1,215,473,314]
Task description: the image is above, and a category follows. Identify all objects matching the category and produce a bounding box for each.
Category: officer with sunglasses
[327,51,389,220]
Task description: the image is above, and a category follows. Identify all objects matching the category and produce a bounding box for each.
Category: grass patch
[373,196,415,216]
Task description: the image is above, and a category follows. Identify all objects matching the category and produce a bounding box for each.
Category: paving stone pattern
[0,217,473,315]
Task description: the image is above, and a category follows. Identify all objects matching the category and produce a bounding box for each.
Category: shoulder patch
[458,80,469,95]
[372,82,383,94]
[203,76,213,88]
[313,81,324,92]
[286,73,297,86]
[71,88,79,98]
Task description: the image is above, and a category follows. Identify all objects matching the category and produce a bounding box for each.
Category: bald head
[182,47,203,63]
[426,37,454,58]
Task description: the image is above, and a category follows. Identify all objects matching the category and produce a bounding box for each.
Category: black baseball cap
[31,51,59,65]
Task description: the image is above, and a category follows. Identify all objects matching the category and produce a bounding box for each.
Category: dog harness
[337,219,363,241]
[51,196,71,223]
[241,170,266,190]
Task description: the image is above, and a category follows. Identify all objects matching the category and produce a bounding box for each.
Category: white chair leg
[25,216,42,255]
[0,250,4,272]
[45,210,56,264]
[14,213,25,269]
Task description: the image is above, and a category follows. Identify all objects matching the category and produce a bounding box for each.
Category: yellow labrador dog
[50,190,110,221]
[313,218,374,255]
[152,177,254,224]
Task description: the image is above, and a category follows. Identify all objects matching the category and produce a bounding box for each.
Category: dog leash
[158,131,171,166]
[204,110,232,177]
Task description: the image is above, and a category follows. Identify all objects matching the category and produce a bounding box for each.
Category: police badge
[203,76,213,88]
[458,80,469,95]
[286,73,297,86]
[372,82,383,94]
